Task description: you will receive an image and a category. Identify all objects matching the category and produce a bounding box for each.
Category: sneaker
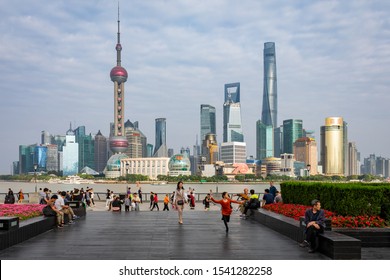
[308,248,316,253]
[57,225,64,228]
[68,221,74,224]
[73,215,79,219]
[299,240,310,248]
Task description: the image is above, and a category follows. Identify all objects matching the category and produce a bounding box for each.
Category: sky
[0,0,389,175]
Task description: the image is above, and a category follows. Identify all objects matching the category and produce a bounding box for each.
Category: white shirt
[55,196,65,211]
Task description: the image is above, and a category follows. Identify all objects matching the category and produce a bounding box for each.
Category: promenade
[0,202,389,260]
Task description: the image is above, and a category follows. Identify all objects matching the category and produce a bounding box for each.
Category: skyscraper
[153,118,168,157]
[200,104,216,143]
[94,130,107,173]
[256,120,273,160]
[75,126,95,172]
[321,117,344,176]
[258,42,277,159]
[63,126,79,176]
[223,83,243,143]
[108,7,128,156]
[261,42,277,128]
[283,119,303,154]
[124,119,147,158]
[293,137,318,175]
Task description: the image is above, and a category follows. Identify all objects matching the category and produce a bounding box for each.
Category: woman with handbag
[173,181,187,224]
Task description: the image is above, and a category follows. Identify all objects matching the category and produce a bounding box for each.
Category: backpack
[42,205,56,217]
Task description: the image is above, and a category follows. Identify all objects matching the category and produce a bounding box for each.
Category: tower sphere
[109,135,128,154]
[110,66,128,84]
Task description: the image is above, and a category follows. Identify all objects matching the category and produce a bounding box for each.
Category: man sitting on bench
[241,189,260,218]
[300,199,325,253]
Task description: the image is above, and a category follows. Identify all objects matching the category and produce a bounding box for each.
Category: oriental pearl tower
[109,6,128,155]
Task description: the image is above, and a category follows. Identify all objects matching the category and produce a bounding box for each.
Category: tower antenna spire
[116,2,121,66]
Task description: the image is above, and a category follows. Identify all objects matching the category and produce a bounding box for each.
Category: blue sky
[0,0,389,174]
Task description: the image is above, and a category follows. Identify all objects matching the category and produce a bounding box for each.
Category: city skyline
[1,1,390,174]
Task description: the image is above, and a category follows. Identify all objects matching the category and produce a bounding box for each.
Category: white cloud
[0,0,389,174]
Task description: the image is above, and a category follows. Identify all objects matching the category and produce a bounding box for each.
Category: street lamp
[33,164,38,193]
[306,164,311,177]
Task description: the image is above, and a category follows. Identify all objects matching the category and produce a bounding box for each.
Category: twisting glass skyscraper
[261,42,277,128]
[223,83,244,143]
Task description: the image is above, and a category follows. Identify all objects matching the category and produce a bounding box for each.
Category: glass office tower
[261,42,278,128]
[200,104,216,143]
[256,120,274,160]
[283,119,303,154]
[223,83,244,143]
[153,118,168,157]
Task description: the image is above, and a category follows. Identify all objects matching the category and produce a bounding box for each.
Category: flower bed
[0,204,45,221]
[263,203,387,228]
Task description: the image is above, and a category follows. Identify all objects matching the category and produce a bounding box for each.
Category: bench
[251,209,362,259]
[299,217,361,259]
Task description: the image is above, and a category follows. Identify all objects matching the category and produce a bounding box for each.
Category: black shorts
[221,215,230,222]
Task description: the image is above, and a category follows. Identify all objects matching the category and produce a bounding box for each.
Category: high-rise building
[293,137,318,175]
[146,144,154,157]
[273,126,283,157]
[283,119,303,154]
[62,127,79,176]
[220,142,246,164]
[18,144,35,174]
[200,104,216,143]
[34,145,47,171]
[124,119,147,158]
[343,121,348,176]
[46,144,58,173]
[41,130,52,145]
[153,118,168,157]
[256,120,273,160]
[223,83,243,143]
[75,126,95,172]
[94,130,108,173]
[321,117,344,176]
[348,142,359,176]
[202,133,219,164]
[261,42,277,128]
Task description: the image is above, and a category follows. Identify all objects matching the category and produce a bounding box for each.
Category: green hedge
[280,182,390,217]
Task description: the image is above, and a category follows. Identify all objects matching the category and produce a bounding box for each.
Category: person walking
[150,193,159,211]
[210,192,243,232]
[17,189,24,203]
[163,194,170,211]
[137,182,143,203]
[149,192,154,209]
[173,181,187,224]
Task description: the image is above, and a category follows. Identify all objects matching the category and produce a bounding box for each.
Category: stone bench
[0,204,87,251]
[251,209,361,259]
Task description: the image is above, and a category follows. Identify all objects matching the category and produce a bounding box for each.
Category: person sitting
[241,189,260,218]
[299,199,326,253]
[43,195,65,228]
[111,196,123,212]
[261,189,274,207]
[236,188,250,214]
[274,191,283,203]
[55,191,77,224]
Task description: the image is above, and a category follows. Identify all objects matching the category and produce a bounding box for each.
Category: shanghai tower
[261,42,277,128]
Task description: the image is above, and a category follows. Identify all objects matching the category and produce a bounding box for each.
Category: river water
[0,181,279,201]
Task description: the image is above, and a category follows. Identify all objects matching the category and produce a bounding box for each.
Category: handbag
[177,200,184,205]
